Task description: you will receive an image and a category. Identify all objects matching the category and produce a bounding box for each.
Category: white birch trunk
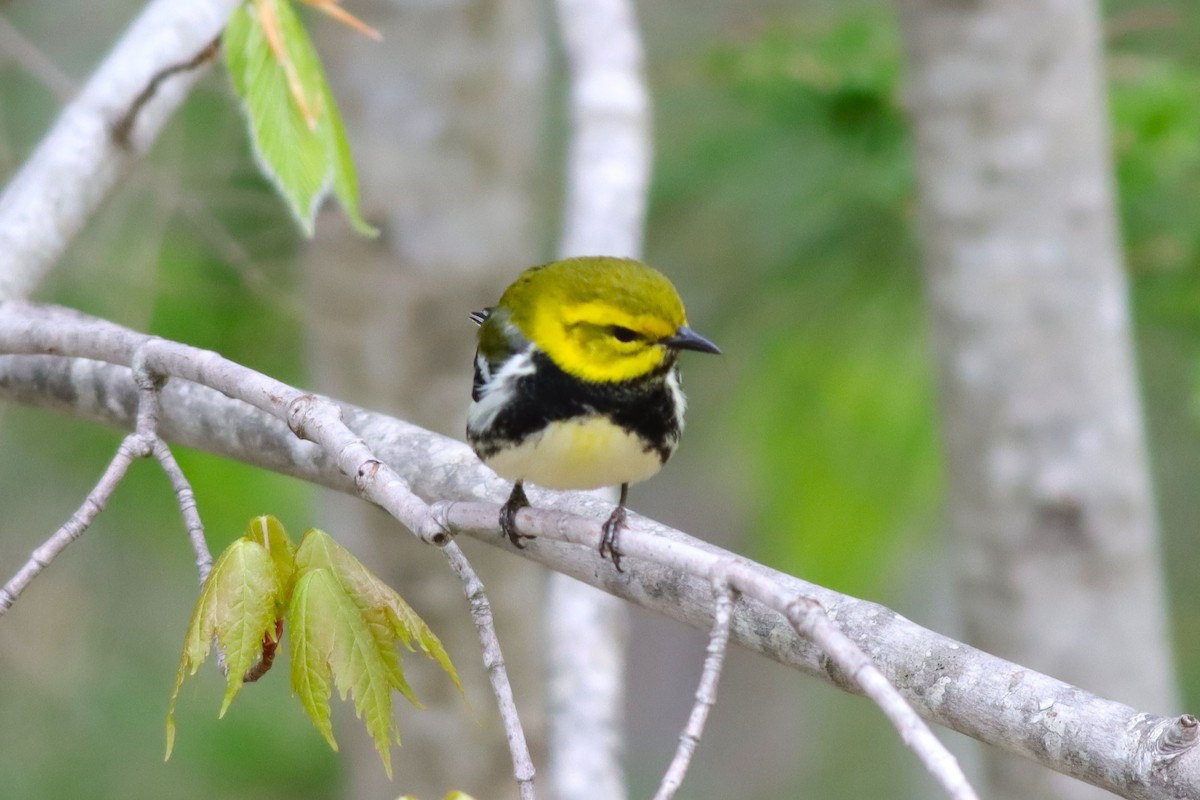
[898,2,1177,797]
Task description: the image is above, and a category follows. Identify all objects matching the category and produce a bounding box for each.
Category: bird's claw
[599,505,627,573]
[499,482,536,549]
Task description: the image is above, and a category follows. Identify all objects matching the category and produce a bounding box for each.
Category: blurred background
[2,0,1200,797]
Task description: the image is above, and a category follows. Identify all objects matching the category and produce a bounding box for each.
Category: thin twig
[653,573,734,800]
[441,541,536,799]
[734,568,979,800]
[0,431,143,615]
[133,358,220,673]
[0,348,216,615]
[132,352,212,585]
[152,439,212,584]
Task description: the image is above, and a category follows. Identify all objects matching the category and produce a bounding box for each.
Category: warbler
[466,256,720,569]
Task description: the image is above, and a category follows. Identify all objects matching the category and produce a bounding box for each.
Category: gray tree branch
[1,303,1195,799]
[0,303,974,797]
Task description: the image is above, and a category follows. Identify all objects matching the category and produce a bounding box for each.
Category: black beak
[664,325,721,354]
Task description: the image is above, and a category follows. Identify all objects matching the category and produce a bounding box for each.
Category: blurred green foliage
[651,4,1200,642]
[649,8,936,595]
[1106,27,1200,715]
[1115,56,1200,314]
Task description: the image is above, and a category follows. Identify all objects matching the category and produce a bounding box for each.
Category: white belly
[484,416,664,491]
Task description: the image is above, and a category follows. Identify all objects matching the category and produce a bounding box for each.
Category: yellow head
[492,257,719,383]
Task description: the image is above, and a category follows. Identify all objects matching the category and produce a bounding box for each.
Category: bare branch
[653,574,733,800]
[544,565,629,800]
[130,348,212,585]
[0,0,239,299]
[0,428,141,614]
[449,501,978,800]
[3,306,1200,798]
[151,439,211,585]
[0,344,212,613]
[442,541,536,800]
[729,565,977,800]
[556,0,651,260]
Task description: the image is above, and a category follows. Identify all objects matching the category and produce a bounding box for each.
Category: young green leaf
[165,536,283,759]
[224,0,376,236]
[295,529,462,693]
[245,514,297,607]
[288,529,461,777]
[287,568,340,752]
[289,568,409,778]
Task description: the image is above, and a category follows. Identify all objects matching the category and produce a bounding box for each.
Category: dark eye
[610,326,639,343]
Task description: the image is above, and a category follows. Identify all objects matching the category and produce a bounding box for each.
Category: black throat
[478,350,681,463]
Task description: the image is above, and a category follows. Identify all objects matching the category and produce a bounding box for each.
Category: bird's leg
[499,480,535,548]
[599,483,630,572]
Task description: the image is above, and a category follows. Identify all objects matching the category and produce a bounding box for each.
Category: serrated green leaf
[288,569,338,752]
[165,537,282,758]
[326,92,374,236]
[296,529,462,694]
[287,529,461,776]
[225,2,327,234]
[288,568,404,778]
[212,541,282,715]
[224,0,376,236]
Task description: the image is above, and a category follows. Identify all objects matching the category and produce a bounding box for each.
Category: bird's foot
[599,505,627,573]
[499,481,536,548]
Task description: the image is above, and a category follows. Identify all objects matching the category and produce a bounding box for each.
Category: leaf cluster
[166,516,460,778]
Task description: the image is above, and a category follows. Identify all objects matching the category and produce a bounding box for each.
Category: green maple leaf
[246,514,297,608]
[295,529,462,692]
[224,0,376,236]
[165,518,458,777]
[165,522,290,758]
[288,529,461,778]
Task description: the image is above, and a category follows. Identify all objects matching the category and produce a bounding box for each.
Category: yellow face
[502,257,689,383]
[532,299,680,383]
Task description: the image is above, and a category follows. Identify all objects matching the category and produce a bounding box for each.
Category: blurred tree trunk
[301,2,546,798]
[898,2,1177,798]
[545,0,651,797]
